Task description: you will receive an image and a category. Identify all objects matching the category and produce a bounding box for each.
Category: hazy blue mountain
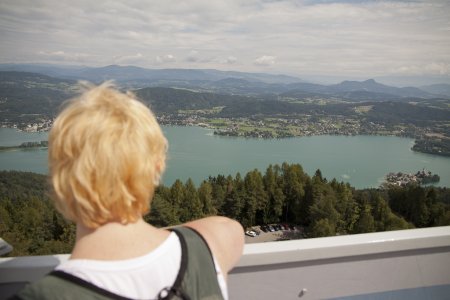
[282,79,440,101]
[326,79,433,98]
[0,71,74,85]
[0,63,87,78]
[0,65,446,100]
[0,64,302,86]
[204,70,302,84]
[75,65,215,82]
[285,82,327,93]
[420,84,450,97]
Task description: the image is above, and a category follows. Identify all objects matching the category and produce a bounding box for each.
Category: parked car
[245,230,257,237]
[252,228,261,235]
[282,223,290,230]
[268,225,275,232]
[260,225,269,232]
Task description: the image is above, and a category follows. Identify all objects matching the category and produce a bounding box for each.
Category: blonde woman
[15,83,244,300]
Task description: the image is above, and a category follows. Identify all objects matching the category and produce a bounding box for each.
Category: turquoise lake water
[1,126,449,189]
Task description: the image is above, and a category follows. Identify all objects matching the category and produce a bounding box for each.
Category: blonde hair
[49,82,167,229]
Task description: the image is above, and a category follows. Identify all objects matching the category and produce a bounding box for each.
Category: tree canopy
[1,166,449,256]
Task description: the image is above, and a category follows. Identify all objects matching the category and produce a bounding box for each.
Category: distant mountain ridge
[0,64,449,99]
[420,84,450,97]
[327,79,433,98]
[0,63,302,85]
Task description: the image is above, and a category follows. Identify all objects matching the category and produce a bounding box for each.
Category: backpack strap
[170,227,225,300]
[13,270,132,300]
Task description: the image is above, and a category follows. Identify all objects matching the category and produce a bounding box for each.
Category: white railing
[1,226,450,299]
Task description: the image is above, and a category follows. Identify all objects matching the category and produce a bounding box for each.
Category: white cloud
[114,53,145,65]
[0,0,449,81]
[254,55,276,66]
[225,56,237,64]
[186,50,200,62]
[37,50,91,63]
[155,54,176,64]
[390,62,450,76]
[425,62,450,75]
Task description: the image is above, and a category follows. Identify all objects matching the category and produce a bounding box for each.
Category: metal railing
[1,226,450,299]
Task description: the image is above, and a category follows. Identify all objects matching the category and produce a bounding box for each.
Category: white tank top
[56,232,228,299]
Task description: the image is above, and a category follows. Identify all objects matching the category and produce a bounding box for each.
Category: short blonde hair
[49,82,167,229]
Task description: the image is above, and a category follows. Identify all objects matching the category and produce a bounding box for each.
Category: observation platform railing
[1,226,449,299]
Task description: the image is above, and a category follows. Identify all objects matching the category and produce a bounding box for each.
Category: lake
[1,126,450,189]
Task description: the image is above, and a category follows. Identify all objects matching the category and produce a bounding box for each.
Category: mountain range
[0,64,449,99]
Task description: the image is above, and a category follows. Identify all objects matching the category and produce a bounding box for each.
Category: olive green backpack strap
[170,227,225,300]
[13,270,132,300]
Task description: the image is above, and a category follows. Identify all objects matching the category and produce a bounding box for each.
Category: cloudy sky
[0,0,449,83]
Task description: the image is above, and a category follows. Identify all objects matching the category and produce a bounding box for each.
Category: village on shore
[381,169,440,188]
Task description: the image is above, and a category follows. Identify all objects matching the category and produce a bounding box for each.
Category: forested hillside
[1,166,449,256]
[135,87,252,114]
[0,72,76,124]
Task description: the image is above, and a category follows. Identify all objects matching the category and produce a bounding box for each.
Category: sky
[0,0,450,84]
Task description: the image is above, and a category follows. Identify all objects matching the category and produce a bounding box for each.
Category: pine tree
[263,165,285,223]
[170,179,185,221]
[181,178,203,222]
[147,194,180,227]
[355,202,375,233]
[209,175,226,214]
[281,163,306,224]
[246,170,268,226]
[198,181,216,216]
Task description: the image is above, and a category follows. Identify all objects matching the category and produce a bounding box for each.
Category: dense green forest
[1,166,450,257]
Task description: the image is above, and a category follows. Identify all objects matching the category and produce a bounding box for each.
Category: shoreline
[0,146,48,152]
[1,124,449,157]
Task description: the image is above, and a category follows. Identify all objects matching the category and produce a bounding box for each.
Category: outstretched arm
[185,216,244,278]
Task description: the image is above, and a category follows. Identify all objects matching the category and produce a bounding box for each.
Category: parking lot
[244,225,304,244]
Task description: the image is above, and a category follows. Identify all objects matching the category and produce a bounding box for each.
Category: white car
[245,230,257,237]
